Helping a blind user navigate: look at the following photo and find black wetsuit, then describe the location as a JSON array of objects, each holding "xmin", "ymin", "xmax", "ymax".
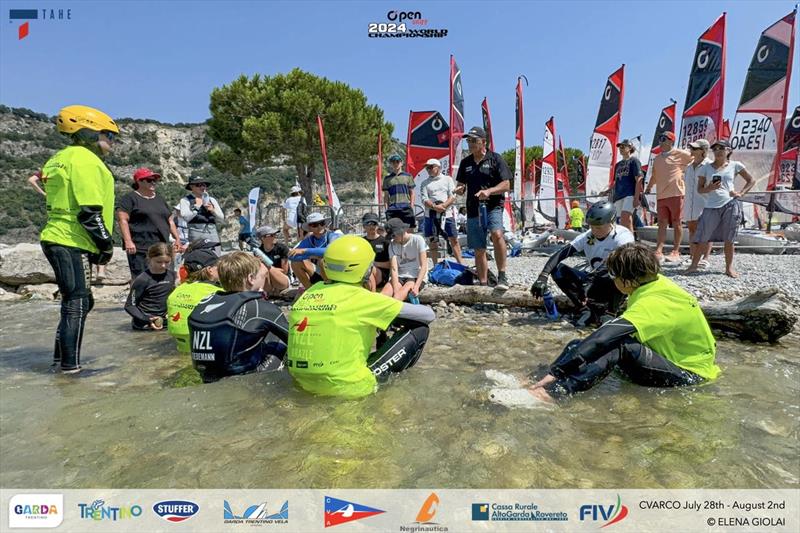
[
  {"xmin": 124, "ymin": 269, "xmax": 175, "ymax": 330},
  {"xmin": 188, "ymin": 291, "xmax": 288, "ymax": 382},
  {"xmin": 544, "ymin": 317, "xmax": 704, "ymax": 397}
]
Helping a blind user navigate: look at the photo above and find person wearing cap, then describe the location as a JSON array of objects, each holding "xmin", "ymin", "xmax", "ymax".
[
  {"xmin": 454, "ymin": 126, "xmax": 513, "ymax": 290},
  {"xmin": 420, "ymin": 158, "xmax": 464, "ymax": 264},
  {"xmin": 288, "ymin": 212, "xmax": 340, "ymax": 289},
  {"xmin": 382, "ymin": 217, "xmax": 429, "ymax": 302},
  {"xmin": 611, "ymin": 139, "xmax": 644, "ymax": 234},
  {"xmin": 383, "ymin": 154, "xmax": 417, "ymax": 230},
  {"xmin": 256, "ymin": 225, "xmax": 290, "ymax": 295},
  {"xmin": 188, "ymin": 252, "xmax": 288, "ymax": 382},
  {"xmin": 685, "ymin": 139, "xmax": 755, "ymax": 278},
  {"xmin": 283, "ymin": 185, "xmax": 307, "ymax": 242},
  {"xmin": 178, "ymin": 176, "xmax": 225, "ymax": 252},
  {"xmin": 166, "ymin": 239, "xmax": 223, "ymax": 354},
  {"xmin": 529, "ymin": 200, "xmax": 634, "ymax": 327},
  {"xmin": 643, "ymin": 131, "xmax": 693, "ymax": 262},
  {"xmin": 569, "ymin": 200, "xmax": 584, "ymax": 230},
  {"xmin": 40, "ymin": 105, "xmax": 118, "ymax": 374},
  {"xmin": 117, "ymin": 167, "xmax": 183, "ymax": 281},
  {"xmin": 361, "ymin": 212, "xmax": 391, "ymax": 291},
  {"xmin": 682, "ymin": 139, "xmax": 713, "ymax": 268},
  {"xmin": 287, "ymin": 235, "xmax": 435, "ymax": 398}
]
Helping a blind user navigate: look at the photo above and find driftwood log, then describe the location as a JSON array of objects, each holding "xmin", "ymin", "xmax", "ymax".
[
  {"xmin": 276, "ymin": 286, "xmax": 796, "ymax": 343},
  {"xmin": 417, "ymin": 286, "xmax": 797, "ymax": 343}
]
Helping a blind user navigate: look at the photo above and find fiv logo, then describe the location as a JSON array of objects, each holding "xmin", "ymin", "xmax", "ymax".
[{"xmin": 579, "ymin": 495, "xmax": 629, "ymax": 528}]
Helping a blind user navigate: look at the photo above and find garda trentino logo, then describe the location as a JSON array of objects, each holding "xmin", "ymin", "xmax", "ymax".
[
  {"xmin": 224, "ymin": 500, "xmax": 289, "ymax": 525},
  {"xmin": 153, "ymin": 500, "xmax": 199, "ymax": 523},
  {"xmin": 78, "ymin": 500, "xmax": 143, "ymax": 521},
  {"xmin": 9, "ymin": 494, "xmax": 63, "ymax": 529}
]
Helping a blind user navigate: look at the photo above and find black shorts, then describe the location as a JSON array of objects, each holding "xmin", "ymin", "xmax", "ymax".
[
  {"xmin": 386, "ymin": 206, "xmax": 416, "ymax": 229},
  {"xmin": 377, "ymin": 267, "xmax": 391, "ymax": 287}
]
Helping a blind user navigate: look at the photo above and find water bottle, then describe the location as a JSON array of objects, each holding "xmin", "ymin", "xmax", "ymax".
[
  {"xmin": 249, "ymin": 245, "xmax": 274, "ymax": 268},
  {"xmin": 479, "ymin": 202, "xmax": 489, "ymax": 232},
  {"xmin": 408, "ymin": 294, "xmax": 420, "ymax": 305},
  {"xmin": 542, "ymin": 289, "xmax": 560, "ymax": 320}
]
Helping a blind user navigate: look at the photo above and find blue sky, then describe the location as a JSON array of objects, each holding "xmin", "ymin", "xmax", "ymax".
[{"xmin": 1, "ymin": 0, "xmax": 798, "ymax": 154}]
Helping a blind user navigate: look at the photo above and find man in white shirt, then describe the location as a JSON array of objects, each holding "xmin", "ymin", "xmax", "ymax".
[
  {"xmin": 420, "ymin": 158, "xmax": 463, "ymax": 264},
  {"xmin": 283, "ymin": 185, "xmax": 305, "ymax": 243}
]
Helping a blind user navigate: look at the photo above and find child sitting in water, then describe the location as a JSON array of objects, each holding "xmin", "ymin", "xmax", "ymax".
[
  {"xmin": 124, "ymin": 243, "xmax": 176, "ymax": 330},
  {"xmin": 491, "ymin": 243, "xmax": 720, "ymax": 406},
  {"xmin": 167, "ymin": 239, "xmax": 222, "ymax": 352}
]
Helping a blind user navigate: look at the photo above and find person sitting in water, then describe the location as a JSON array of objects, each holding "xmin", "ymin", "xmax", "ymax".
[
  {"xmin": 381, "ymin": 217, "xmax": 429, "ymax": 303},
  {"xmin": 493, "ymin": 243, "xmax": 719, "ymax": 405},
  {"xmin": 166, "ymin": 239, "xmax": 222, "ymax": 353},
  {"xmin": 287, "ymin": 235, "xmax": 435, "ymax": 398},
  {"xmin": 361, "ymin": 212, "xmax": 391, "ymax": 292},
  {"xmin": 124, "ymin": 243, "xmax": 176, "ymax": 330},
  {"xmin": 254, "ymin": 225, "xmax": 291, "ymax": 295},
  {"xmin": 288, "ymin": 212, "xmax": 340, "ymax": 289},
  {"xmin": 529, "ymin": 200, "xmax": 634, "ymax": 327},
  {"xmin": 188, "ymin": 252, "xmax": 288, "ymax": 382}
]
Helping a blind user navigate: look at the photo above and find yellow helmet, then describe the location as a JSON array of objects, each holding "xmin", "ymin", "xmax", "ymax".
[
  {"xmin": 57, "ymin": 105, "xmax": 119, "ymax": 135},
  {"xmin": 323, "ymin": 235, "xmax": 375, "ymax": 284}
]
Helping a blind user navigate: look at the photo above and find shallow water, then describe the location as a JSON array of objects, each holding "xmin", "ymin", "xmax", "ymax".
[{"xmin": 0, "ymin": 302, "xmax": 798, "ymax": 489}]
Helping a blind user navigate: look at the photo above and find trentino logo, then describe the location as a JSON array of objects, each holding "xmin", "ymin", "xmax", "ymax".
[
  {"xmin": 579, "ymin": 495, "xmax": 629, "ymax": 528},
  {"xmin": 324, "ymin": 496, "xmax": 384, "ymax": 528},
  {"xmin": 223, "ymin": 500, "xmax": 288, "ymax": 525},
  {"xmin": 78, "ymin": 500, "xmax": 143, "ymax": 521},
  {"xmin": 8, "ymin": 494, "xmax": 63, "ymax": 529},
  {"xmin": 152, "ymin": 500, "xmax": 199, "ymax": 523},
  {"xmin": 9, "ymin": 8, "xmax": 72, "ymax": 40}
]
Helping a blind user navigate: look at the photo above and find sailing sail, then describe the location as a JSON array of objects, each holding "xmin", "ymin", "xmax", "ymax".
[
  {"xmin": 316, "ymin": 115, "xmax": 340, "ymax": 211},
  {"xmin": 732, "ymin": 9, "xmax": 796, "ymax": 224},
  {"xmin": 643, "ymin": 102, "xmax": 677, "ymax": 211},
  {"xmin": 514, "ymin": 78, "xmax": 526, "ymax": 204},
  {"xmin": 586, "ymin": 65, "xmax": 625, "ymax": 200},
  {"xmin": 539, "ymin": 117, "xmax": 558, "ymax": 223},
  {"xmin": 374, "ymin": 131, "xmax": 383, "ymax": 207},
  {"xmin": 773, "ymin": 105, "xmax": 800, "ymax": 214},
  {"xmin": 556, "ymin": 136, "xmax": 571, "ymax": 226},
  {"xmin": 679, "ymin": 13, "xmax": 727, "ymax": 148},
  {"xmin": 406, "ymin": 110, "xmax": 450, "ymax": 216},
  {"xmin": 481, "ymin": 97, "xmax": 494, "ymax": 152},
  {"xmin": 449, "ymin": 55, "xmax": 464, "ymax": 177}
]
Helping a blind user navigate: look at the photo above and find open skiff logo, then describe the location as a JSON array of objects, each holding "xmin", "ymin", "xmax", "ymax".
[
  {"xmin": 293, "ymin": 316, "xmax": 311, "ymax": 332},
  {"xmin": 153, "ymin": 500, "xmax": 199, "ymax": 522},
  {"xmin": 324, "ymin": 496, "xmax": 384, "ymax": 527}
]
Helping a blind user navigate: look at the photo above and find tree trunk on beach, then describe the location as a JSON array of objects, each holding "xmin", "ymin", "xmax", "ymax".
[{"xmin": 275, "ymin": 286, "xmax": 796, "ymax": 343}]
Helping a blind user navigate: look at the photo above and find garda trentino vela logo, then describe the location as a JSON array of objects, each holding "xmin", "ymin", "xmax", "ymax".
[{"xmin": 9, "ymin": 8, "xmax": 72, "ymax": 40}]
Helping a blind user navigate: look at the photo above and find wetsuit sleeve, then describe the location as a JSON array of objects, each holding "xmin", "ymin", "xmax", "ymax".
[
  {"xmin": 550, "ymin": 318, "xmax": 637, "ymax": 378},
  {"xmin": 124, "ymin": 275, "xmax": 151, "ymax": 323},
  {"xmin": 540, "ymin": 244, "xmax": 577, "ymax": 278},
  {"xmin": 397, "ymin": 303, "xmax": 436, "ymax": 324},
  {"xmin": 77, "ymin": 205, "xmax": 113, "ymax": 251}
]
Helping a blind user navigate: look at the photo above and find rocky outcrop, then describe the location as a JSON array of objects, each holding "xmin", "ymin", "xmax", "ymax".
[{"xmin": 0, "ymin": 243, "xmax": 132, "ymax": 286}]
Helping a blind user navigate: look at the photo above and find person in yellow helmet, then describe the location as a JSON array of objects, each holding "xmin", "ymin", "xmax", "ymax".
[
  {"xmin": 569, "ymin": 200, "xmax": 584, "ymax": 230},
  {"xmin": 40, "ymin": 105, "xmax": 119, "ymax": 374},
  {"xmin": 287, "ymin": 235, "xmax": 435, "ymax": 398}
]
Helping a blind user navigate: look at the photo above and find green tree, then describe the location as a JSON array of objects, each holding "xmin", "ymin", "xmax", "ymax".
[
  {"xmin": 501, "ymin": 145, "xmax": 585, "ymax": 193},
  {"xmin": 207, "ymin": 68, "xmax": 394, "ymax": 202}
]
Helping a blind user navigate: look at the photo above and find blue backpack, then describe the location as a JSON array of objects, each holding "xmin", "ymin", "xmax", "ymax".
[{"xmin": 428, "ymin": 260, "xmax": 468, "ymax": 287}]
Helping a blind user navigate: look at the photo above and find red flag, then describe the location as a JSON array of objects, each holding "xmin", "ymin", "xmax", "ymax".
[
  {"xmin": 316, "ymin": 115, "xmax": 340, "ymax": 210},
  {"xmin": 481, "ymin": 97, "xmax": 494, "ymax": 152},
  {"xmin": 643, "ymin": 102, "xmax": 677, "ymax": 206},
  {"xmin": 449, "ymin": 55, "xmax": 464, "ymax": 176},
  {"xmin": 721, "ymin": 119, "xmax": 731, "ymax": 140},
  {"xmin": 679, "ymin": 13, "xmax": 726, "ymax": 147},
  {"xmin": 375, "ymin": 131, "xmax": 383, "ymax": 206}
]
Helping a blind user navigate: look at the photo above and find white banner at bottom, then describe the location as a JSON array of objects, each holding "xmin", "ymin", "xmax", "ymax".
[{"xmin": 2, "ymin": 489, "xmax": 797, "ymax": 532}]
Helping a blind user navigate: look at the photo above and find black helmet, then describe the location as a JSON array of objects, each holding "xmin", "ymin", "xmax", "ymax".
[{"xmin": 586, "ymin": 201, "xmax": 616, "ymax": 225}]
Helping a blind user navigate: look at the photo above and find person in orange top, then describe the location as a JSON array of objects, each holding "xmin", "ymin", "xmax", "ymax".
[{"xmin": 644, "ymin": 131, "xmax": 692, "ymax": 262}]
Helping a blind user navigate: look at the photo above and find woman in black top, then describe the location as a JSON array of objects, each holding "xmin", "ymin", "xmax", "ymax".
[
  {"xmin": 255, "ymin": 225, "xmax": 290, "ymax": 295},
  {"xmin": 361, "ymin": 212, "xmax": 391, "ymax": 291},
  {"xmin": 116, "ymin": 168, "xmax": 182, "ymax": 281},
  {"xmin": 125, "ymin": 243, "xmax": 176, "ymax": 330}
]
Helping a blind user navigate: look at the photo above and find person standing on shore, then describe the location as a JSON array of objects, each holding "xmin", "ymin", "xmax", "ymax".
[
  {"xmin": 644, "ymin": 132, "xmax": 692, "ymax": 262},
  {"xmin": 234, "ymin": 208, "xmax": 252, "ymax": 251},
  {"xmin": 455, "ymin": 126, "xmax": 513, "ymax": 290},
  {"xmin": 569, "ymin": 200, "xmax": 584, "ymax": 230},
  {"xmin": 611, "ymin": 139, "xmax": 643, "ymax": 233},
  {"xmin": 383, "ymin": 154, "xmax": 417, "ymax": 230},
  {"xmin": 40, "ymin": 105, "xmax": 118, "ymax": 374},
  {"xmin": 682, "ymin": 139, "xmax": 712, "ymax": 268},
  {"xmin": 178, "ymin": 176, "xmax": 224, "ymax": 252},
  {"xmin": 283, "ymin": 185, "xmax": 305, "ymax": 243},
  {"xmin": 420, "ymin": 158, "xmax": 463, "ymax": 264},
  {"xmin": 117, "ymin": 167, "xmax": 182, "ymax": 281},
  {"xmin": 685, "ymin": 139, "xmax": 755, "ymax": 278}
]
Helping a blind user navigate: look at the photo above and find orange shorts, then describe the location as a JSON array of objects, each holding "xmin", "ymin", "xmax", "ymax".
[{"xmin": 657, "ymin": 196, "xmax": 683, "ymax": 227}]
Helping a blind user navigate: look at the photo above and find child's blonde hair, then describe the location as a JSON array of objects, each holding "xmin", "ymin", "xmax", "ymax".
[{"xmin": 217, "ymin": 252, "xmax": 261, "ymax": 292}]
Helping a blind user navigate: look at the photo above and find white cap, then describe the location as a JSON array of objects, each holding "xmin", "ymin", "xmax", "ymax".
[
  {"xmin": 290, "ymin": 185, "xmax": 302, "ymax": 193},
  {"xmin": 425, "ymin": 158, "xmax": 441, "ymax": 167}
]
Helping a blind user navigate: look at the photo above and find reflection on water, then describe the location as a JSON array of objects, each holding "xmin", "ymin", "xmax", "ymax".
[{"xmin": 1, "ymin": 302, "xmax": 797, "ymax": 489}]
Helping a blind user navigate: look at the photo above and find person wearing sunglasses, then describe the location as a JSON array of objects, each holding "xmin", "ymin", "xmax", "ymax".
[
  {"xmin": 643, "ymin": 131, "xmax": 693, "ymax": 262},
  {"xmin": 116, "ymin": 167, "xmax": 183, "ymax": 281},
  {"xmin": 40, "ymin": 105, "xmax": 119, "ymax": 374},
  {"xmin": 361, "ymin": 212, "xmax": 391, "ymax": 291},
  {"xmin": 178, "ymin": 176, "xmax": 225, "ymax": 253},
  {"xmin": 685, "ymin": 139, "xmax": 755, "ymax": 278},
  {"xmin": 491, "ymin": 243, "xmax": 719, "ymax": 407},
  {"xmin": 288, "ymin": 212, "xmax": 340, "ymax": 289}
]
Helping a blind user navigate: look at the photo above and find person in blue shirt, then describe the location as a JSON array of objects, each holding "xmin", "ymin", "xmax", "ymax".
[
  {"xmin": 234, "ymin": 208, "xmax": 252, "ymax": 251},
  {"xmin": 611, "ymin": 139, "xmax": 643, "ymax": 234},
  {"xmin": 288, "ymin": 212, "xmax": 340, "ymax": 289}
]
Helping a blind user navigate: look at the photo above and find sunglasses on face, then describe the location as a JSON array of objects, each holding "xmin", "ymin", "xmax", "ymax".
[
  {"xmin": 308, "ymin": 222, "xmax": 325, "ymax": 228},
  {"xmin": 712, "ymin": 146, "xmax": 726, "ymax": 151},
  {"xmin": 659, "ymin": 135, "xmax": 670, "ymax": 141},
  {"xmin": 191, "ymin": 183, "xmax": 209, "ymax": 188},
  {"xmin": 363, "ymin": 221, "xmax": 378, "ymax": 226},
  {"xmin": 690, "ymin": 147, "xmax": 703, "ymax": 152},
  {"xmin": 140, "ymin": 178, "xmax": 158, "ymax": 183},
  {"xmin": 466, "ymin": 138, "xmax": 482, "ymax": 144},
  {"xmin": 103, "ymin": 131, "xmax": 116, "ymax": 142}
]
